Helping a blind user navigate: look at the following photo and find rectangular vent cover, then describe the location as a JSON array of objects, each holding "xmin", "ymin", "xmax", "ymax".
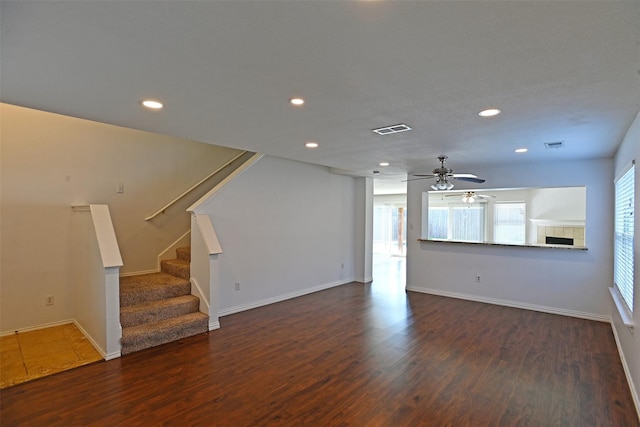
[
  {"xmin": 372, "ymin": 123, "xmax": 412, "ymax": 135},
  {"xmin": 544, "ymin": 141, "xmax": 565, "ymax": 149}
]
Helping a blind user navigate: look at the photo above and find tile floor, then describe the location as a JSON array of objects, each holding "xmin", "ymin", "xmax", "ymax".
[{"xmin": 0, "ymin": 323, "xmax": 103, "ymax": 389}]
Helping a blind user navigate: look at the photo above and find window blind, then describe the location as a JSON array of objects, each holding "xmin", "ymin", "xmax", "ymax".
[
  {"xmin": 494, "ymin": 202, "xmax": 526, "ymax": 245},
  {"xmin": 614, "ymin": 161, "xmax": 635, "ymax": 312}
]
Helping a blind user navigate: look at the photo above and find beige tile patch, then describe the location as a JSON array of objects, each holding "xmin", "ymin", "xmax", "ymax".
[
  {"xmin": 24, "ymin": 347, "xmax": 80, "ymax": 375},
  {"xmin": 20, "ymin": 338, "xmax": 72, "ymax": 359},
  {"xmin": 0, "ymin": 335, "xmax": 20, "ymax": 352},
  {"xmin": 1, "ymin": 324, "xmax": 103, "ymax": 389}
]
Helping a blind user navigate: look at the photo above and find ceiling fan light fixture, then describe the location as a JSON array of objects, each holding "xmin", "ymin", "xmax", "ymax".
[
  {"xmin": 433, "ymin": 180, "xmax": 454, "ymax": 191},
  {"xmin": 478, "ymin": 108, "xmax": 501, "ymax": 117}
]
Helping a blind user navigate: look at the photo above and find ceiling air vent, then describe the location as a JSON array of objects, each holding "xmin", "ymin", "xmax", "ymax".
[
  {"xmin": 544, "ymin": 141, "xmax": 565, "ymax": 149},
  {"xmin": 372, "ymin": 123, "xmax": 412, "ymax": 136}
]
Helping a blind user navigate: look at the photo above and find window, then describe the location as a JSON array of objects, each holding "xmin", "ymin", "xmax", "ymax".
[
  {"xmin": 428, "ymin": 203, "xmax": 485, "ymax": 242},
  {"xmin": 614, "ymin": 161, "xmax": 634, "ymax": 312},
  {"xmin": 494, "ymin": 202, "xmax": 526, "ymax": 245}
]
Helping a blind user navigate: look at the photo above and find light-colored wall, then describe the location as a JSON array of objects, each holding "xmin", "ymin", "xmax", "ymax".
[
  {"xmin": 194, "ymin": 155, "xmax": 357, "ymax": 315},
  {"xmin": 612, "ymin": 109, "xmax": 640, "ymax": 414},
  {"xmin": 407, "ymin": 157, "xmax": 614, "ymax": 320},
  {"xmin": 0, "ymin": 104, "xmax": 242, "ymax": 333}
]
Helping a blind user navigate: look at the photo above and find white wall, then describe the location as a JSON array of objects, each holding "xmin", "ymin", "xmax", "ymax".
[
  {"xmin": 407, "ymin": 157, "xmax": 614, "ymax": 319},
  {"xmin": 195, "ymin": 155, "xmax": 357, "ymax": 315},
  {"xmin": 612, "ymin": 109, "xmax": 640, "ymax": 414},
  {"xmin": 0, "ymin": 104, "xmax": 242, "ymax": 333},
  {"xmin": 355, "ymin": 177, "xmax": 373, "ymax": 283}
]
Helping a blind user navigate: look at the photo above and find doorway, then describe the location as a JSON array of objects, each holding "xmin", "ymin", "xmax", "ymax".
[{"xmin": 372, "ymin": 193, "xmax": 407, "ymax": 292}]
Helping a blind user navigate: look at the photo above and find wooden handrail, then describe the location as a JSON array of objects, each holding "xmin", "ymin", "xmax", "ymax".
[{"xmin": 145, "ymin": 151, "xmax": 247, "ymax": 221}]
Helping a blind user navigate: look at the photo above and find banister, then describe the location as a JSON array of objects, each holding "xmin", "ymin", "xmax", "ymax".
[{"xmin": 145, "ymin": 151, "xmax": 247, "ymax": 221}]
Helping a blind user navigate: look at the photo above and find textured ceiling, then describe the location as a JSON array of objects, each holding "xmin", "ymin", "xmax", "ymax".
[{"xmin": 2, "ymin": 1, "xmax": 639, "ymax": 192}]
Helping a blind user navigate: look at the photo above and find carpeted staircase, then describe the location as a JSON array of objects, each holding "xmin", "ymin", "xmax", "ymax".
[{"xmin": 119, "ymin": 247, "xmax": 208, "ymax": 355}]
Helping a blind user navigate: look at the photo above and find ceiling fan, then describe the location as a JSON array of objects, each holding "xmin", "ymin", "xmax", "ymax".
[
  {"xmin": 410, "ymin": 156, "xmax": 485, "ymax": 190},
  {"xmin": 446, "ymin": 191, "xmax": 495, "ymax": 204}
]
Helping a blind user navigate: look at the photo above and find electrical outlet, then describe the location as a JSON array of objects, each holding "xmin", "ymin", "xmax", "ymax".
[
  {"xmin": 235, "ymin": 282, "xmax": 240, "ymax": 291},
  {"xmin": 45, "ymin": 295, "xmax": 55, "ymax": 306},
  {"xmin": 475, "ymin": 274, "xmax": 481, "ymax": 283}
]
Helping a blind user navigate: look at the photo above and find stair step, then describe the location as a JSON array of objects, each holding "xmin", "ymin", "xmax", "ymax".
[
  {"xmin": 120, "ymin": 295, "xmax": 200, "ymax": 328},
  {"xmin": 161, "ymin": 258, "xmax": 190, "ymax": 280},
  {"xmin": 176, "ymin": 246, "xmax": 191, "ymax": 262},
  {"xmin": 121, "ymin": 312, "xmax": 209, "ymax": 355},
  {"xmin": 120, "ymin": 273, "xmax": 191, "ymax": 307}
]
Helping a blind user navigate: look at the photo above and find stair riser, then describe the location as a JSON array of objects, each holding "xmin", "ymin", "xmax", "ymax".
[
  {"xmin": 121, "ymin": 298, "xmax": 200, "ymax": 328},
  {"xmin": 161, "ymin": 260, "xmax": 190, "ymax": 280},
  {"xmin": 176, "ymin": 247, "xmax": 191, "ymax": 262},
  {"xmin": 121, "ymin": 317, "xmax": 208, "ymax": 355}
]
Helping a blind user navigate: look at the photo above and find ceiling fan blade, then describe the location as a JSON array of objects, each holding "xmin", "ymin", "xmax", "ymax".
[
  {"xmin": 477, "ymin": 194, "xmax": 496, "ymax": 199},
  {"xmin": 452, "ymin": 176, "xmax": 486, "ymax": 183},
  {"xmin": 402, "ymin": 177, "xmax": 436, "ymax": 182},
  {"xmin": 412, "ymin": 173, "xmax": 437, "ymax": 178},
  {"xmin": 450, "ymin": 173, "xmax": 479, "ymax": 178}
]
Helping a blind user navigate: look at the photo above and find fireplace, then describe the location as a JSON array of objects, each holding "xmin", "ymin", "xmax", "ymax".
[{"xmin": 546, "ymin": 236, "xmax": 574, "ymax": 246}]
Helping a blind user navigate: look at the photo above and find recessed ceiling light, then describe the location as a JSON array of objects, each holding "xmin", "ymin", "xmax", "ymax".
[
  {"xmin": 142, "ymin": 100, "xmax": 163, "ymax": 109},
  {"xmin": 305, "ymin": 142, "xmax": 318, "ymax": 148},
  {"xmin": 290, "ymin": 97, "xmax": 305, "ymax": 106},
  {"xmin": 514, "ymin": 148, "xmax": 528, "ymax": 153},
  {"xmin": 478, "ymin": 108, "xmax": 501, "ymax": 117},
  {"xmin": 379, "ymin": 162, "xmax": 390, "ymax": 166}
]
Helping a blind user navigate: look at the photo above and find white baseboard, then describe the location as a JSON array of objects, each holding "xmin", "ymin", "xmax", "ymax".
[
  {"xmin": 406, "ymin": 285, "xmax": 611, "ymax": 323},
  {"xmin": 72, "ymin": 320, "xmax": 109, "ymax": 360},
  {"xmin": 209, "ymin": 320, "xmax": 221, "ymax": 331},
  {"xmin": 356, "ymin": 276, "xmax": 373, "ymax": 284},
  {"xmin": 119, "ymin": 269, "xmax": 159, "ymax": 277},
  {"xmin": 219, "ymin": 279, "xmax": 354, "ymax": 317},
  {"xmin": 0, "ymin": 319, "xmax": 76, "ymax": 337},
  {"xmin": 610, "ymin": 320, "xmax": 640, "ymax": 421}
]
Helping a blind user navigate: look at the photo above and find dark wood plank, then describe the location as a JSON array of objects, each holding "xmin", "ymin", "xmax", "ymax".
[{"xmin": 1, "ymin": 283, "xmax": 637, "ymax": 426}]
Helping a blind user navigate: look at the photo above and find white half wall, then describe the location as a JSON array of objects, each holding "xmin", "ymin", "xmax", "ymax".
[
  {"xmin": 194, "ymin": 155, "xmax": 357, "ymax": 314},
  {"xmin": 407, "ymin": 157, "xmax": 614, "ymax": 319}
]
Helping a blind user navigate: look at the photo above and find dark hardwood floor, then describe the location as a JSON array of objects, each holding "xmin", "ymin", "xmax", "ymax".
[{"xmin": 1, "ymin": 281, "xmax": 638, "ymax": 426}]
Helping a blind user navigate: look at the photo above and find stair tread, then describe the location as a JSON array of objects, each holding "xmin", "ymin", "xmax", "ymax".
[
  {"xmin": 120, "ymin": 272, "xmax": 191, "ymax": 307},
  {"xmin": 120, "ymin": 272, "xmax": 189, "ymax": 289},
  {"xmin": 121, "ymin": 312, "xmax": 208, "ymax": 355},
  {"xmin": 122, "ymin": 312, "xmax": 208, "ymax": 342},
  {"xmin": 160, "ymin": 258, "xmax": 190, "ymax": 280},
  {"xmin": 120, "ymin": 295, "xmax": 199, "ymax": 314},
  {"xmin": 162, "ymin": 258, "xmax": 189, "ymax": 266},
  {"xmin": 120, "ymin": 295, "xmax": 200, "ymax": 328}
]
